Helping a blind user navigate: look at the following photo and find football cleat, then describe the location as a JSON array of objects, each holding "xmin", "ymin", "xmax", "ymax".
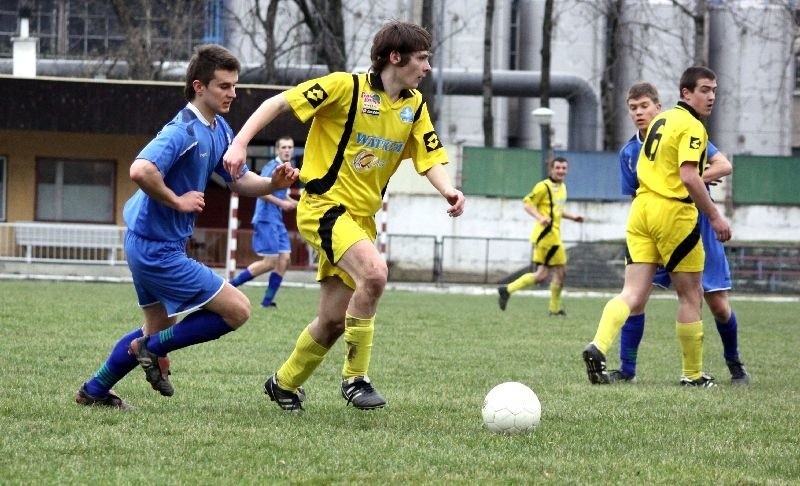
[
  {"xmin": 608, "ymin": 369, "xmax": 637, "ymax": 383},
  {"xmin": 497, "ymin": 286, "xmax": 510, "ymax": 311},
  {"xmin": 548, "ymin": 309, "xmax": 567, "ymax": 317},
  {"xmin": 129, "ymin": 336, "xmax": 173, "ymax": 397},
  {"xmin": 726, "ymin": 359, "xmax": 750, "ymax": 385},
  {"xmin": 75, "ymin": 385, "xmax": 134, "ymax": 410},
  {"xmin": 679, "ymin": 373, "xmax": 717, "ymax": 388},
  {"xmin": 264, "ymin": 373, "xmax": 305, "ymax": 412},
  {"xmin": 582, "ymin": 343, "xmax": 611, "ymax": 384},
  {"xmin": 341, "ymin": 376, "xmax": 386, "ymax": 410}
]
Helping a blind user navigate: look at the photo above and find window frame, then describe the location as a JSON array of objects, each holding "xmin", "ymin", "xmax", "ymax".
[{"xmin": 34, "ymin": 157, "xmax": 117, "ymax": 224}]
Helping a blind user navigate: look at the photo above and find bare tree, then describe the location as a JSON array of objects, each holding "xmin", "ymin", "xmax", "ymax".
[
  {"xmin": 292, "ymin": 0, "xmax": 347, "ymax": 72},
  {"xmin": 482, "ymin": 0, "xmax": 495, "ymax": 147}
]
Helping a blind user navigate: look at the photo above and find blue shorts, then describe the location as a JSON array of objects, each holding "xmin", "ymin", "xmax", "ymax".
[
  {"xmin": 653, "ymin": 213, "xmax": 732, "ymax": 292},
  {"xmin": 251, "ymin": 221, "xmax": 291, "ymax": 256},
  {"xmin": 125, "ymin": 231, "xmax": 225, "ymax": 317}
]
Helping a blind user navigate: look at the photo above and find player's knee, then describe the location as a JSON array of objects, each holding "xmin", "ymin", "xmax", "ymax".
[
  {"xmin": 226, "ymin": 296, "xmax": 252, "ymax": 328},
  {"xmin": 359, "ymin": 262, "xmax": 388, "ymax": 296}
]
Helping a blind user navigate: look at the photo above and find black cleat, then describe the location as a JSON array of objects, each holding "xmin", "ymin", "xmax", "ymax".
[
  {"xmin": 497, "ymin": 286, "xmax": 510, "ymax": 311},
  {"xmin": 726, "ymin": 359, "xmax": 750, "ymax": 385},
  {"xmin": 679, "ymin": 373, "xmax": 717, "ymax": 388},
  {"xmin": 264, "ymin": 373, "xmax": 305, "ymax": 412},
  {"xmin": 341, "ymin": 376, "xmax": 386, "ymax": 410},
  {"xmin": 608, "ymin": 370, "xmax": 637, "ymax": 383},
  {"xmin": 129, "ymin": 336, "xmax": 173, "ymax": 397},
  {"xmin": 548, "ymin": 310, "xmax": 567, "ymax": 317},
  {"xmin": 582, "ymin": 343, "xmax": 611, "ymax": 384},
  {"xmin": 75, "ymin": 385, "xmax": 134, "ymax": 410}
]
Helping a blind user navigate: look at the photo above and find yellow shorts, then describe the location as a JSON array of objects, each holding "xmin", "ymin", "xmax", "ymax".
[
  {"xmin": 626, "ymin": 192, "xmax": 704, "ymax": 272},
  {"xmin": 297, "ymin": 193, "xmax": 376, "ymax": 289},
  {"xmin": 531, "ymin": 231, "xmax": 567, "ymax": 266}
]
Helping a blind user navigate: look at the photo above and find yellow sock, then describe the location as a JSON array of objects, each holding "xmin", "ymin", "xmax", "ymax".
[
  {"xmin": 508, "ymin": 273, "xmax": 536, "ymax": 294},
  {"xmin": 276, "ymin": 326, "xmax": 329, "ymax": 391},
  {"xmin": 592, "ymin": 297, "xmax": 631, "ymax": 355},
  {"xmin": 676, "ymin": 321, "xmax": 704, "ymax": 380},
  {"xmin": 341, "ymin": 314, "xmax": 375, "ymax": 379},
  {"xmin": 549, "ymin": 283, "xmax": 563, "ymax": 313}
]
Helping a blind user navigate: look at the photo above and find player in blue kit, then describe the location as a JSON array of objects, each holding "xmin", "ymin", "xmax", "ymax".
[
  {"xmin": 229, "ymin": 136, "xmax": 298, "ymax": 308},
  {"xmin": 611, "ymin": 81, "xmax": 749, "ymax": 385},
  {"xmin": 75, "ymin": 45, "xmax": 298, "ymax": 409}
]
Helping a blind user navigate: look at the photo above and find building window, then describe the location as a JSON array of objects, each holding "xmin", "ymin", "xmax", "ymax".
[
  {"xmin": 35, "ymin": 158, "xmax": 115, "ymax": 223},
  {"xmin": 0, "ymin": 155, "xmax": 6, "ymax": 221}
]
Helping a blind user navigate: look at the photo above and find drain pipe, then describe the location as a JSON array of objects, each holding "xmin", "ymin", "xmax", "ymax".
[{"xmin": 0, "ymin": 60, "xmax": 598, "ymax": 150}]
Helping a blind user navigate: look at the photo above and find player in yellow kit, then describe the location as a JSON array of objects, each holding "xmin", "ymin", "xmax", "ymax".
[
  {"xmin": 582, "ymin": 66, "xmax": 732, "ymax": 388},
  {"xmin": 223, "ymin": 21, "xmax": 465, "ymax": 411},
  {"xmin": 497, "ymin": 157, "xmax": 583, "ymax": 316}
]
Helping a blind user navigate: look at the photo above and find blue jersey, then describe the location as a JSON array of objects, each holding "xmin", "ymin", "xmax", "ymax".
[
  {"xmin": 123, "ymin": 104, "xmax": 248, "ymax": 241},
  {"xmin": 252, "ymin": 158, "xmax": 288, "ymax": 225},
  {"xmin": 619, "ymin": 132, "xmax": 718, "ymax": 196}
]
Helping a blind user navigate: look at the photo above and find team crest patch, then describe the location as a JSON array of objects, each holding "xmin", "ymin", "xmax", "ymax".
[
  {"xmin": 689, "ymin": 136, "xmax": 701, "ymax": 149},
  {"xmin": 423, "ymin": 131, "xmax": 443, "ymax": 152},
  {"xmin": 303, "ymin": 83, "xmax": 328, "ymax": 108},
  {"xmin": 400, "ymin": 107, "xmax": 414, "ymax": 123}
]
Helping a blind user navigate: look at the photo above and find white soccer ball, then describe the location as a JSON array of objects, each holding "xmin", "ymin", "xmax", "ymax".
[{"xmin": 481, "ymin": 381, "xmax": 541, "ymax": 434}]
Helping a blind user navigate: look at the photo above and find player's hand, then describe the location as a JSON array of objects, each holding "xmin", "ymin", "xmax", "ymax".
[
  {"xmin": 223, "ymin": 144, "xmax": 247, "ymax": 181},
  {"xmin": 281, "ymin": 198, "xmax": 298, "ymax": 211},
  {"xmin": 176, "ymin": 191, "xmax": 205, "ymax": 213},
  {"xmin": 539, "ymin": 216, "xmax": 552, "ymax": 226},
  {"xmin": 444, "ymin": 189, "xmax": 465, "ymax": 217},
  {"xmin": 271, "ymin": 162, "xmax": 299, "ymax": 189},
  {"xmin": 574, "ymin": 215, "xmax": 585, "ymax": 223},
  {"xmin": 709, "ymin": 213, "xmax": 732, "ymax": 242}
]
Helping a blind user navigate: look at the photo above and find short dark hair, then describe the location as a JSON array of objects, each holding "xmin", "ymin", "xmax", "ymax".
[
  {"xmin": 627, "ymin": 82, "xmax": 659, "ymax": 104},
  {"xmin": 549, "ymin": 157, "xmax": 568, "ymax": 170},
  {"xmin": 679, "ymin": 66, "xmax": 716, "ymax": 96},
  {"xmin": 370, "ymin": 21, "xmax": 432, "ymax": 73},
  {"xmin": 184, "ymin": 44, "xmax": 240, "ymax": 101}
]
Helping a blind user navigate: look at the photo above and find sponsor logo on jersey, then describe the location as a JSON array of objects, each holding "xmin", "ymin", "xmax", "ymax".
[
  {"xmin": 400, "ymin": 106, "xmax": 414, "ymax": 123},
  {"xmin": 352, "ymin": 150, "xmax": 386, "ymax": 173},
  {"xmin": 303, "ymin": 83, "xmax": 328, "ymax": 108},
  {"xmin": 355, "ymin": 132, "xmax": 405, "ymax": 153},
  {"xmin": 423, "ymin": 131, "xmax": 443, "ymax": 152},
  {"xmin": 689, "ymin": 136, "xmax": 701, "ymax": 149},
  {"xmin": 361, "ymin": 92, "xmax": 381, "ymax": 116}
]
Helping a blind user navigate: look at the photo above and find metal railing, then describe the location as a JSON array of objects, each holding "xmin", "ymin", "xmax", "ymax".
[{"xmin": 1, "ymin": 222, "xmax": 798, "ymax": 294}]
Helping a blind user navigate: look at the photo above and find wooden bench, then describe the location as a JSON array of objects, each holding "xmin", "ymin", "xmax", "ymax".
[{"xmin": 14, "ymin": 222, "xmax": 125, "ymax": 264}]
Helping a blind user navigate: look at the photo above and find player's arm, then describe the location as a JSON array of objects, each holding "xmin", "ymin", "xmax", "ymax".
[
  {"xmin": 423, "ymin": 164, "xmax": 464, "ymax": 217},
  {"xmin": 524, "ymin": 202, "xmax": 549, "ymax": 225},
  {"xmin": 703, "ymin": 151, "xmax": 732, "ymax": 185},
  {"xmin": 262, "ymin": 193, "xmax": 298, "ymax": 210},
  {"xmin": 680, "ymin": 162, "xmax": 731, "ymax": 241},
  {"xmin": 223, "ymin": 93, "xmax": 292, "ymax": 179},
  {"xmin": 228, "ymin": 163, "xmax": 299, "ymax": 197},
  {"xmin": 130, "ymin": 158, "xmax": 205, "ymax": 213},
  {"xmin": 563, "ymin": 211, "xmax": 584, "ymax": 223}
]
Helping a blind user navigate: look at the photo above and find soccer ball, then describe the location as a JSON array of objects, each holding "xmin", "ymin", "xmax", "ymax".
[{"xmin": 481, "ymin": 382, "xmax": 541, "ymax": 434}]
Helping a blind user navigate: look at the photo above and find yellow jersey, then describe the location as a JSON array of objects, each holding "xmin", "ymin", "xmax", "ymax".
[
  {"xmin": 523, "ymin": 178, "xmax": 567, "ymax": 243},
  {"xmin": 636, "ymin": 102, "xmax": 707, "ymax": 201},
  {"xmin": 285, "ymin": 72, "xmax": 449, "ymax": 216}
]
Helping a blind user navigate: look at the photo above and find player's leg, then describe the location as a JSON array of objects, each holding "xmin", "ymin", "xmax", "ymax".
[
  {"xmin": 548, "ymin": 265, "xmax": 565, "ymax": 315},
  {"xmin": 261, "ymin": 225, "xmax": 293, "ymax": 307},
  {"xmin": 705, "ymin": 291, "xmax": 749, "ymax": 384},
  {"xmin": 269, "ymin": 276, "xmax": 352, "ymax": 411},
  {"xmin": 78, "ymin": 325, "xmax": 148, "ymax": 408},
  {"xmin": 230, "ymin": 222, "xmax": 278, "ymax": 287},
  {"xmin": 672, "ymin": 271, "xmax": 715, "ymax": 386},
  {"xmin": 614, "ymin": 275, "xmax": 659, "ymax": 382},
  {"xmin": 547, "ymin": 246, "xmax": 567, "ymax": 315},
  {"xmin": 700, "ymin": 216, "xmax": 749, "ymax": 384}
]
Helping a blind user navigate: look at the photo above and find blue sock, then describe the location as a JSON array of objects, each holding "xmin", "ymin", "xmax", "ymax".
[
  {"xmin": 619, "ymin": 313, "xmax": 645, "ymax": 377},
  {"xmin": 262, "ymin": 273, "xmax": 283, "ymax": 306},
  {"xmin": 229, "ymin": 268, "xmax": 254, "ymax": 287},
  {"xmin": 146, "ymin": 310, "xmax": 234, "ymax": 356},
  {"xmin": 84, "ymin": 327, "xmax": 144, "ymax": 397},
  {"xmin": 716, "ymin": 311, "xmax": 740, "ymax": 362}
]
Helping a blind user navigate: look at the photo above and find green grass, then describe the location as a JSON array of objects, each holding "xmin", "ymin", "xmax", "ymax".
[{"xmin": 1, "ymin": 280, "xmax": 798, "ymax": 484}]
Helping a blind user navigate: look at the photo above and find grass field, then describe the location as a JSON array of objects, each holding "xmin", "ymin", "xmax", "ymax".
[{"xmin": 1, "ymin": 280, "xmax": 798, "ymax": 484}]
